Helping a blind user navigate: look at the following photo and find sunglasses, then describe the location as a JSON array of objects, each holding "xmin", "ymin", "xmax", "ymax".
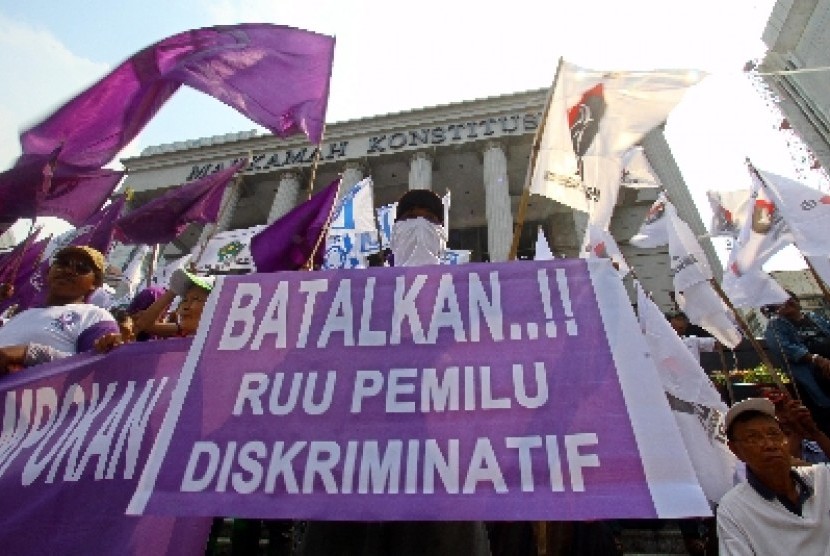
[{"xmin": 53, "ymin": 256, "xmax": 96, "ymax": 275}]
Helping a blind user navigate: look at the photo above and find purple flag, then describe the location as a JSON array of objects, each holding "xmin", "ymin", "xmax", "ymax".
[
  {"xmin": 0, "ymin": 152, "xmax": 122, "ymax": 228},
  {"xmin": 21, "ymin": 24, "xmax": 335, "ymax": 170},
  {"xmin": 0, "ymin": 226, "xmax": 43, "ymax": 285},
  {"xmin": 0, "ymin": 339, "xmax": 212, "ymax": 556},
  {"xmin": 117, "ymin": 160, "xmax": 245, "ymax": 245},
  {"xmin": 9, "ymin": 196, "xmax": 126, "ymax": 311},
  {"xmin": 0, "ymin": 237, "xmax": 50, "ymax": 315},
  {"xmin": 250, "ymin": 178, "xmax": 338, "ymax": 272}
]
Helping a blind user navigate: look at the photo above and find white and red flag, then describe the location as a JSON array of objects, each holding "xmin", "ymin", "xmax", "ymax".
[
  {"xmin": 580, "ymin": 222, "xmax": 630, "ymax": 277},
  {"xmin": 636, "ymin": 284, "xmax": 737, "ymax": 504},
  {"xmin": 529, "ymin": 61, "xmax": 703, "ymax": 228},
  {"xmin": 630, "ymin": 192, "xmax": 670, "ymax": 248},
  {"xmin": 730, "ymin": 162, "xmax": 793, "ymax": 274},
  {"xmin": 755, "ymin": 166, "xmax": 830, "ymax": 257},
  {"xmin": 706, "ymin": 189, "xmax": 749, "ymax": 238}
]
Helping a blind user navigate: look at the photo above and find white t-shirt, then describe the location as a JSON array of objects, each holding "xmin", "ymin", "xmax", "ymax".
[
  {"xmin": 0, "ymin": 304, "xmax": 116, "ymax": 354},
  {"xmin": 717, "ymin": 464, "xmax": 830, "ymax": 555},
  {"xmin": 682, "ymin": 335, "xmax": 716, "ymax": 364}
]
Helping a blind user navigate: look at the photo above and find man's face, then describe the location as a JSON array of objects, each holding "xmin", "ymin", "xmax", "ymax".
[
  {"xmin": 47, "ymin": 252, "xmax": 98, "ymax": 303},
  {"xmin": 777, "ymin": 296, "xmax": 801, "ymax": 320},
  {"xmin": 669, "ymin": 316, "xmax": 688, "ymax": 336},
  {"xmin": 728, "ymin": 415, "xmax": 790, "ymax": 473}
]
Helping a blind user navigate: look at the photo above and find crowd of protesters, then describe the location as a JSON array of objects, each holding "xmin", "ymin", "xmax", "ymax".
[{"xmin": 2, "ymin": 190, "xmax": 830, "ymax": 555}]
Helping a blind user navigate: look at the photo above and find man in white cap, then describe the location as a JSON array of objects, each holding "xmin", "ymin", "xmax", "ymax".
[{"xmin": 717, "ymin": 397, "xmax": 830, "ymax": 554}]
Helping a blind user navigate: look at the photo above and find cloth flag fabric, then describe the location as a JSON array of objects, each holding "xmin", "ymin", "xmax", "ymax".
[
  {"xmin": 580, "ymin": 223, "xmax": 630, "ymax": 276},
  {"xmin": 0, "ymin": 226, "xmax": 44, "ymax": 285},
  {"xmin": 807, "ymin": 256, "xmax": 830, "ymax": 287},
  {"xmin": 251, "ymin": 178, "xmax": 339, "ymax": 272},
  {"xmin": 20, "ymin": 24, "xmax": 335, "ymax": 170},
  {"xmin": 730, "ymin": 162, "xmax": 793, "ymax": 275},
  {"xmin": 721, "ymin": 264, "xmax": 789, "ymax": 309},
  {"xmin": 0, "ymin": 152, "xmax": 122, "ymax": 229},
  {"xmin": 152, "ymin": 254, "xmax": 192, "ymax": 290},
  {"xmin": 193, "ymin": 225, "xmax": 264, "ymax": 273},
  {"xmin": 529, "ymin": 60, "xmax": 702, "ymax": 228},
  {"xmin": 0, "ymin": 237, "xmax": 50, "ymax": 315},
  {"xmin": 5, "ymin": 196, "xmax": 126, "ymax": 312},
  {"xmin": 329, "ymin": 177, "xmax": 376, "ymax": 234},
  {"xmin": 666, "ymin": 203, "xmax": 712, "ymax": 291},
  {"xmin": 376, "ymin": 203, "xmax": 396, "ymax": 248},
  {"xmin": 755, "ymin": 166, "xmax": 830, "ymax": 257},
  {"xmin": 706, "ymin": 189, "xmax": 749, "ymax": 238},
  {"xmin": 534, "ymin": 226, "xmax": 555, "ymax": 260},
  {"xmin": 636, "ymin": 284, "xmax": 737, "ymax": 504},
  {"xmin": 114, "ymin": 244, "xmax": 153, "ymax": 304},
  {"xmin": 620, "ymin": 146, "xmax": 661, "ymax": 188},
  {"xmin": 117, "ymin": 160, "xmax": 245, "ymax": 245},
  {"xmin": 630, "ymin": 192, "xmax": 670, "ymax": 248},
  {"xmin": 676, "ymin": 281, "xmax": 743, "ymax": 349}
]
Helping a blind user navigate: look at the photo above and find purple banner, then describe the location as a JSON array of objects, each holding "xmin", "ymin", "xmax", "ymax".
[
  {"xmin": 132, "ymin": 259, "xmax": 708, "ymax": 520},
  {"xmin": 0, "ymin": 339, "xmax": 211, "ymax": 556}
]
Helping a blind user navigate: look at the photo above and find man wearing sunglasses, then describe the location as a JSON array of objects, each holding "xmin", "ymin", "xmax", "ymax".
[{"xmin": 0, "ymin": 245, "xmax": 118, "ymax": 376}]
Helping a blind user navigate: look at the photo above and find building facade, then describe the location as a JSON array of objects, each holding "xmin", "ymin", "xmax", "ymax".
[
  {"xmin": 761, "ymin": 0, "xmax": 830, "ymax": 172},
  {"xmin": 121, "ymin": 88, "xmax": 714, "ymax": 310}
]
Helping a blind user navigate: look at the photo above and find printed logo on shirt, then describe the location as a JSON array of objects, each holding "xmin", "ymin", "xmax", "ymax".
[{"xmin": 50, "ymin": 311, "xmax": 81, "ymax": 332}]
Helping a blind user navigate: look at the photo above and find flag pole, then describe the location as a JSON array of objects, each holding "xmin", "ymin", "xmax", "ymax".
[
  {"xmin": 804, "ymin": 257, "xmax": 830, "ymax": 302},
  {"xmin": 192, "ymin": 162, "xmax": 248, "ymax": 268},
  {"xmin": 509, "ymin": 58, "xmax": 564, "ymax": 261},
  {"xmin": 708, "ymin": 277, "xmax": 789, "ymax": 392},
  {"xmin": 305, "ymin": 125, "xmax": 326, "ymax": 200},
  {"xmin": 302, "ymin": 177, "xmax": 341, "ymax": 270}
]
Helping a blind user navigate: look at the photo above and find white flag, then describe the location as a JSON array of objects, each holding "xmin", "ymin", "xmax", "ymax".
[
  {"xmin": 630, "ymin": 192, "xmax": 670, "ymax": 248},
  {"xmin": 721, "ymin": 263, "xmax": 789, "ymax": 308},
  {"xmin": 376, "ymin": 203, "xmax": 396, "ymax": 248},
  {"xmin": 807, "ymin": 256, "xmax": 830, "ymax": 286},
  {"xmin": 637, "ymin": 284, "xmax": 737, "ymax": 504},
  {"xmin": 330, "ymin": 177, "xmax": 376, "ymax": 234},
  {"xmin": 621, "ymin": 146, "xmax": 661, "ymax": 188},
  {"xmin": 530, "ymin": 60, "xmax": 703, "ymax": 228},
  {"xmin": 152, "ymin": 254, "xmax": 192, "ymax": 290},
  {"xmin": 706, "ymin": 189, "xmax": 749, "ymax": 238},
  {"xmin": 580, "ymin": 223, "xmax": 630, "ymax": 277},
  {"xmin": 676, "ymin": 281, "xmax": 743, "ymax": 349},
  {"xmin": 731, "ymin": 163, "xmax": 793, "ymax": 274},
  {"xmin": 756, "ymin": 167, "xmax": 830, "ymax": 257},
  {"xmin": 667, "ymin": 203, "xmax": 712, "ymax": 291},
  {"xmin": 534, "ymin": 226, "xmax": 555, "ymax": 261},
  {"xmin": 441, "ymin": 249, "xmax": 471, "ymax": 265},
  {"xmin": 118, "ymin": 244, "xmax": 151, "ymax": 301},
  {"xmin": 194, "ymin": 225, "xmax": 264, "ymax": 273}
]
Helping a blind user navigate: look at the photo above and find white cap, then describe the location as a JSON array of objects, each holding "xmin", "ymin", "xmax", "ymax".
[{"xmin": 725, "ymin": 397, "xmax": 776, "ymax": 433}]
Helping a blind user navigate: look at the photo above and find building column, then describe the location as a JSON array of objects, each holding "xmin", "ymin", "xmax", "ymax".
[
  {"xmin": 482, "ymin": 141, "xmax": 514, "ymax": 262},
  {"xmin": 196, "ymin": 177, "xmax": 241, "ymax": 247},
  {"xmin": 340, "ymin": 162, "xmax": 365, "ymax": 198},
  {"xmin": 267, "ymin": 171, "xmax": 302, "ymax": 223},
  {"xmin": 408, "ymin": 151, "xmax": 433, "ymax": 190}
]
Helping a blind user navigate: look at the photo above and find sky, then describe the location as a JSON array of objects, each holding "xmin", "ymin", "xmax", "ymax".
[{"xmin": 0, "ymin": 0, "xmax": 820, "ymax": 270}]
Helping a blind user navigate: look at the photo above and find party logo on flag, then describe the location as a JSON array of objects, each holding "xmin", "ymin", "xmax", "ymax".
[
  {"xmin": 569, "ymin": 83, "xmax": 607, "ymax": 180},
  {"xmin": 644, "ymin": 198, "xmax": 666, "ymax": 225},
  {"xmin": 751, "ymin": 199, "xmax": 777, "ymax": 234}
]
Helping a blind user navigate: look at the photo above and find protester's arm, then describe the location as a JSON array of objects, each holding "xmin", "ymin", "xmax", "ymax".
[
  {"xmin": 0, "ymin": 343, "xmax": 74, "ymax": 376},
  {"xmin": 790, "ymin": 400, "xmax": 830, "ymax": 458},
  {"xmin": 132, "ymin": 290, "xmax": 180, "ymax": 337}
]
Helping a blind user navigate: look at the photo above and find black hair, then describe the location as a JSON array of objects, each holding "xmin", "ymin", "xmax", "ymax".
[{"xmin": 395, "ymin": 189, "xmax": 444, "ymax": 225}]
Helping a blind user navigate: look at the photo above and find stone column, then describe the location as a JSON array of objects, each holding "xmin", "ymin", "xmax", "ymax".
[
  {"xmin": 340, "ymin": 162, "xmax": 364, "ymax": 198},
  {"xmin": 482, "ymin": 141, "xmax": 514, "ymax": 262},
  {"xmin": 267, "ymin": 171, "xmax": 302, "ymax": 223},
  {"xmin": 408, "ymin": 151, "xmax": 433, "ymax": 190},
  {"xmin": 196, "ymin": 177, "xmax": 241, "ymax": 247}
]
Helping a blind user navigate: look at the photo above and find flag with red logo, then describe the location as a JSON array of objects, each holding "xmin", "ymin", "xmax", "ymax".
[
  {"xmin": 630, "ymin": 192, "xmax": 670, "ymax": 248},
  {"xmin": 529, "ymin": 61, "xmax": 702, "ymax": 228},
  {"xmin": 730, "ymin": 162, "xmax": 793, "ymax": 274},
  {"xmin": 706, "ymin": 189, "xmax": 750, "ymax": 238},
  {"xmin": 580, "ymin": 222, "xmax": 630, "ymax": 276},
  {"xmin": 754, "ymin": 166, "xmax": 830, "ymax": 257}
]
